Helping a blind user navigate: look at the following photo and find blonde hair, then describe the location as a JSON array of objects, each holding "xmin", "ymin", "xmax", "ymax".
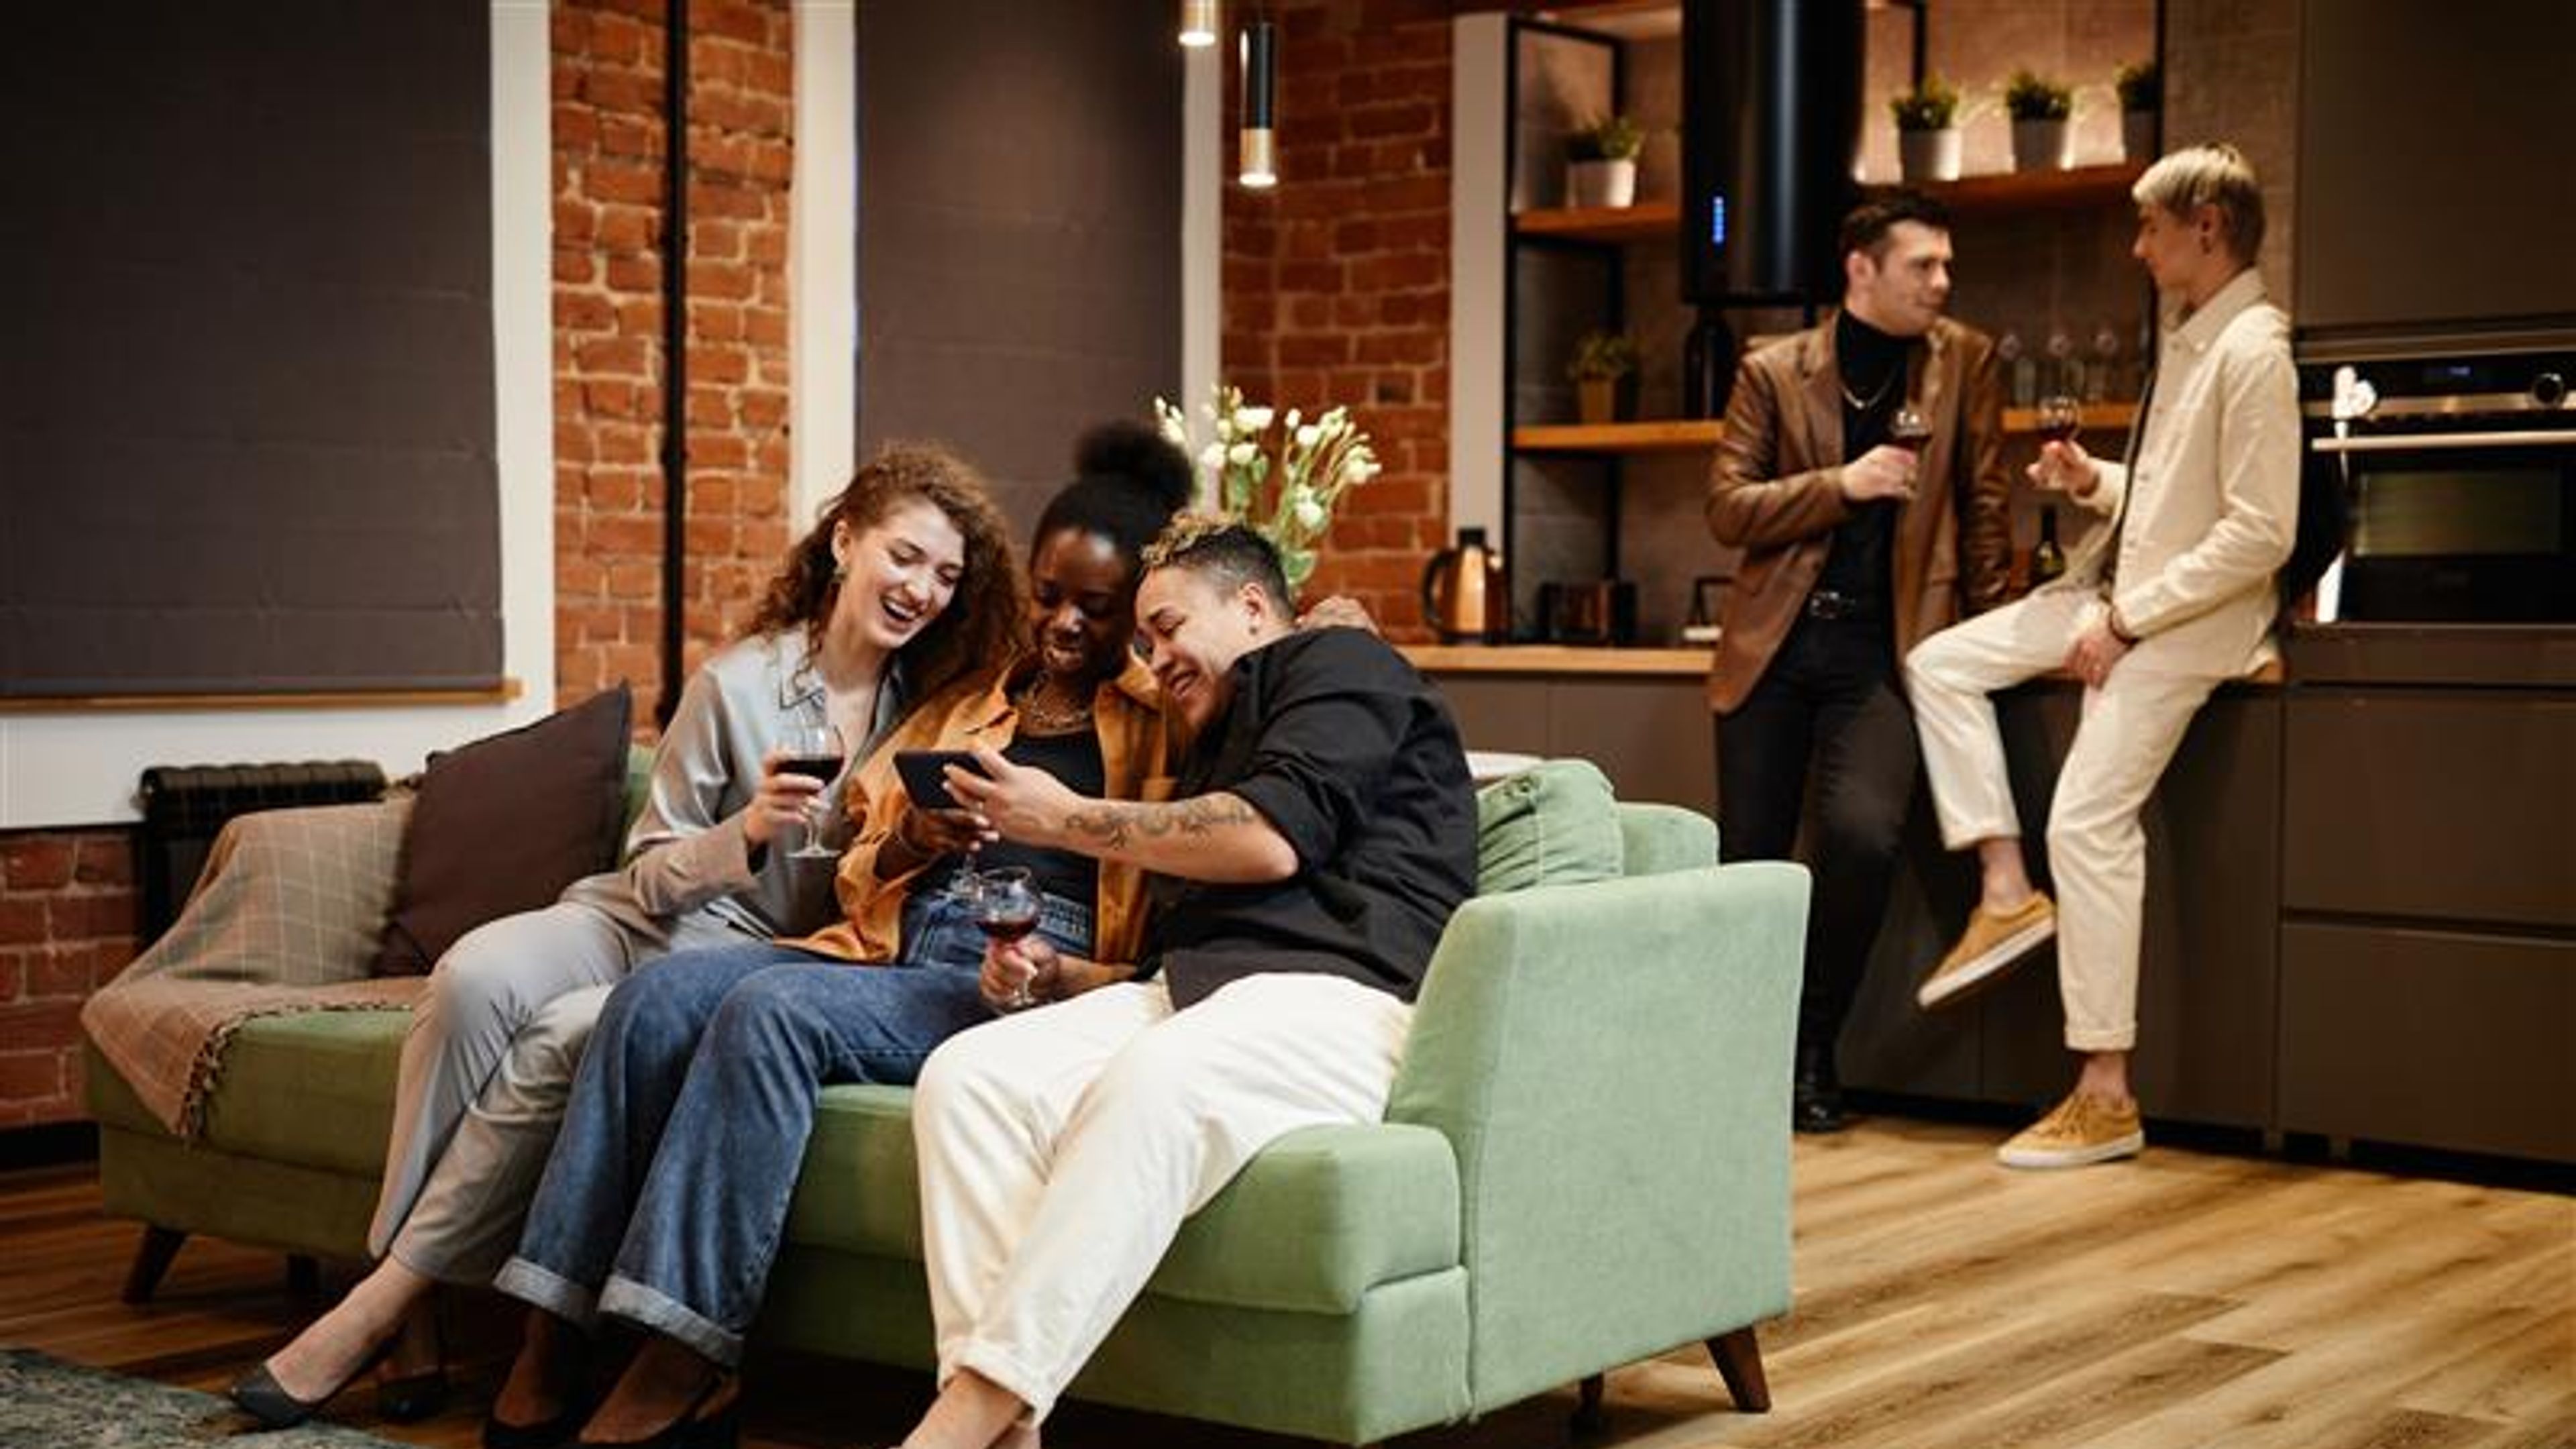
[{"xmin": 2133, "ymin": 143, "xmax": 2265, "ymax": 264}]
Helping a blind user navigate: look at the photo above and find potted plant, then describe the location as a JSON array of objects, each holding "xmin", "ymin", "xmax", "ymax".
[
  {"xmin": 2116, "ymin": 60, "xmax": 2160, "ymax": 164},
  {"xmin": 1565, "ymin": 115, "xmax": 1644, "ymax": 209},
  {"xmin": 1890, "ymin": 74, "xmax": 1963, "ymax": 182},
  {"xmin": 2004, "ymin": 68, "xmax": 2074, "ymax": 172},
  {"xmin": 1568, "ymin": 330, "xmax": 1640, "ymax": 425}
]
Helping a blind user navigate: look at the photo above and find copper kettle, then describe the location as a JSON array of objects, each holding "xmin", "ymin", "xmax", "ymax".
[{"xmin": 1420, "ymin": 527, "xmax": 1508, "ymax": 643}]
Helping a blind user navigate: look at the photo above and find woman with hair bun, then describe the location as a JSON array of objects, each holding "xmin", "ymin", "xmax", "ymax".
[{"xmin": 474, "ymin": 423, "xmax": 1196, "ymax": 1448}]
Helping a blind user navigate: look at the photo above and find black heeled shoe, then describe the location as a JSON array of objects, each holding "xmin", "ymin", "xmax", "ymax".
[
  {"xmin": 228, "ymin": 1337, "xmax": 398, "ymax": 1430},
  {"xmin": 580, "ymin": 1373, "xmax": 741, "ymax": 1449}
]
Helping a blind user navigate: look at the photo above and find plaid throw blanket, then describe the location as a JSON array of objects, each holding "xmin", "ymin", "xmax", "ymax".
[{"xmin": 80, "ymin": 799, "xmax": 429, "ymax": 1139}]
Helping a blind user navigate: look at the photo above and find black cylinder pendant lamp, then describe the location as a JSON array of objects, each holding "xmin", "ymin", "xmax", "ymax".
[{"xmin": 1239, "ymin": 19, "xmax": 1277, "ymax": 188}]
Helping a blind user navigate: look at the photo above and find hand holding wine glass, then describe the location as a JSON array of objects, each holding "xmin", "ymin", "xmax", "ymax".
[
  {"xmin": 2027, "ymin": 395, "xmax": 2100, "ymax": 498},
  {"xmin": 972, "ymin": 867, "xmax": 1046, "ymax": 1008},
  {"xmin": 772, "ymin": 722, "xmax": 848, "ymax": 861}
]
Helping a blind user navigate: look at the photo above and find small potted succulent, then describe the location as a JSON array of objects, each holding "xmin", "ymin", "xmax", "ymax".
[
  {"xmin": 2005, "ymin": 68, "xmax": 2075, "ymax": 172},
  {"xmin": 1568, "ymin": 329, "xmax": 1640, "ymax": 425},
  {"xmin": 1565, "ymin": 114, "xmax": 1644, "ymax": 209},
  {"xmin": 2116, "ymin": 60, "xmax": 2160, "ymax": 164},
  {"xmin": 1890, "ymin": 74, "xmax": 1963, "ymax": 182}
]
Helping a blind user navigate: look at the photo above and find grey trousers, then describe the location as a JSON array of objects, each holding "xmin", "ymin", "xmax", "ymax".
[{"xmin": 366, "ymin": 895, "xmax": 751, "ymax": 1283}]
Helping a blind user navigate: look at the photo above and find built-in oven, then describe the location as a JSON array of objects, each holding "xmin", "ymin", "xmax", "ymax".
[{"xmin": 2302, "ymin": 349, "xmax": 2576, "ymax": 624}]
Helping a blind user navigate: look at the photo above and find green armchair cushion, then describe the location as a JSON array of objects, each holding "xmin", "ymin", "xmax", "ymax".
[
  {"xmin": 788, "ymin": 1087, "xmax": 1462, "ymax": 1316},
  {"xmin": 1472, "ymin": 759, "xmax": 1623, "ymax": 894}
]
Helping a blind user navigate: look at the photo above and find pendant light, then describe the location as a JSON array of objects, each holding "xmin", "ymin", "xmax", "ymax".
[
  {"xmin": 1239, "ymin": 18, "xmax": 1277, "ymax": 189},
  {"xmin": 1178, "ymin": 0, "xmax": 1218, "ymax": 48}
]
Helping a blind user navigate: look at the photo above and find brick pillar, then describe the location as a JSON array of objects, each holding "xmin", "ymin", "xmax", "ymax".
[
  {"xmin": 0, "ymin": 832, "xmax": 138, "ymax": 1128},
  {"xmin": 553, "ymin": 0, "xmax": 795, "ymax": 716},
  {"xmin": 1223, "ymin": 0, "xmax": 1454, "ymax": 641}
]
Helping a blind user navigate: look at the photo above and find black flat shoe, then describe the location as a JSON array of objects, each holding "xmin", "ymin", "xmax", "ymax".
[
  {"xmin": 228, "ymin": 1338, "xmax": 396, "ymax": 1430},
  {"xmin": 581, "ymin": 1375, "xmax": 741, "ymax": 1449}
]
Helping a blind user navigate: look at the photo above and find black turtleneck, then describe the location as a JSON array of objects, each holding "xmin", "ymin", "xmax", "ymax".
[{"xmin": 1815, "ymin": 310, "xmax": 1915, "ymax": 612}]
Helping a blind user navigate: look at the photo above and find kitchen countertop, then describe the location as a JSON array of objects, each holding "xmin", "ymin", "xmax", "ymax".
[
  {"xmin": 1402, "ymin": 644, "xmax": 1713, "ymax": 677},
  {"xmin": 1407, "ymin": 641, "xmax": 2292, "ymax": 686}
]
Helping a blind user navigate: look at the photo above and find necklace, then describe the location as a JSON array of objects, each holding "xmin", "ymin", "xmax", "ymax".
[
  {"xmin": 1838, "ymin": 368, "xmax": 1898, "ymax": 413},
  {"xmin": 1014, "ymin": 676, "xmax": 1094, "ymax": 735}
]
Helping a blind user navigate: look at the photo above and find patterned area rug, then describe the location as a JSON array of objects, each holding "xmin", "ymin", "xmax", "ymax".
[{"xmin": 0, "ymin": 1348, "xmax": 409, "ymax": 1448}]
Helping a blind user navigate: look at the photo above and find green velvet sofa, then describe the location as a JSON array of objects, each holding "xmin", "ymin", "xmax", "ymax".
[{"xmin": 85, "ymin": 765, "xmax": 1808, "ymax": 1445}]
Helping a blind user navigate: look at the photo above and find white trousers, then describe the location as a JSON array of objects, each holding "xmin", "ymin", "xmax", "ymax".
[
  {"xmin": 1905, "ymin": 588, "xmax": 2221, "ymax": 1052},
  {"xmin": 913, "ymin": 973, "xmax": 1413, "ymax": 1421},
  {"xmin": 370, "ymin": 898, "xmax": 743, "ymax": 1279}
]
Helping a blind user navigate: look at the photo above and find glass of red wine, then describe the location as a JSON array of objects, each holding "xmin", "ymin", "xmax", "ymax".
[
  {"xmin": 1888, "ymin": 405, "xmax": 1933, "ymax": 449},
  {"xmin": 774, "ymin": 722, "xmax": 847, "ymax": 861},
  {"xmin": 2034, "ymin": 394, "xmax": 2084, "ymax": 446},
  {"xmin": 972, "ymin": 867, "xmax": 1045, "ymax": 1008}
]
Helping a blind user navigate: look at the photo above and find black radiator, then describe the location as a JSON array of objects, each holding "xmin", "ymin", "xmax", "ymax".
[{"xmin": 136, "ymin": 761, "xmax": 388, "ymax": 945}]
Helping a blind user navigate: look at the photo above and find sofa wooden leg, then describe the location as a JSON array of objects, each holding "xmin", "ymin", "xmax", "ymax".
[
  {"xmin": 286, "ymin": 1254, "xmax": 321, "ymax": 1299},
  {"xmin": 1570, "ymin": 1372, "xmax": 1609, "ymax": 1436},
  {"xmin": 1707, "ymin": 1326, "xmax": 1770, "ymax": 1413},
  {"xmin": 121, "ymin": 1226, "xmax": 187, "ymax": 1304}
]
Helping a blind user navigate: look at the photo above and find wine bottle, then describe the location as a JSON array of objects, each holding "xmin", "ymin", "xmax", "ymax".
[{"xmin": 2031, "ymin": 506, "xmax": 2066, "ymax": 588}]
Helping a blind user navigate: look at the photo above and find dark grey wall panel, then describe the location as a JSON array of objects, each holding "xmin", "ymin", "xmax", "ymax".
[
  {"xmin": 2295, "ymin": 0, "xmax": 2576, "ymax": 343},
  {"xmin": 857, "ymin": 0, "xmax": 1181, "ymax": 529},
  {"xmin": 1, "ymin": 1, "xmax": 499, "ymax": 696}
]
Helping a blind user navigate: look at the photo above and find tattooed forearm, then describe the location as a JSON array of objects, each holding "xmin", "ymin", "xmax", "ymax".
[{"xmin": 1061, "ymin": 792, "xmax": 1263, "ymax": 851}]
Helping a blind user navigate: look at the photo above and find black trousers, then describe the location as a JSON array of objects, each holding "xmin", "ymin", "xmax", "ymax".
[{"xmin": 1716, "ymin": 613, "xmax": 1918, "ymax": 1059}]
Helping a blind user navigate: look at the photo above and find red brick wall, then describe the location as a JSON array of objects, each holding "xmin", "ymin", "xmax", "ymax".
[
  {"xmin": 553, "ymin": 0, "xmax": 795, "ymax": 710},
  {"xmin": 1224, "ymin": 0, "xmax": 1455, "ymax": 641},
  {"xmin": 0, "ymin": 833, "xmax": 137, "ymax": 1128}
]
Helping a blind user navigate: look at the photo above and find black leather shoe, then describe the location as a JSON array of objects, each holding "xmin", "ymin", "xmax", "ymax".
[
  {"xmin": 1792, "ymin": 1042, "xmax": 1849, "ymax": 1134},
  {"xmin": 228, "ymin": 1338, "xmax": 395, "ymax": 1430}
]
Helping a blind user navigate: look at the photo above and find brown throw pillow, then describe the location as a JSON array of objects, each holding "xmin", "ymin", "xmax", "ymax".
[{"xmin": 372, "ymin": 684, "xmax": 633, "ymax": 976}]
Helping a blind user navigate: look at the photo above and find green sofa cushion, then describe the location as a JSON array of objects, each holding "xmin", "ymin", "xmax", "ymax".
[
  {"xmin": 89, "ymin": 1011, "xmax": 410, "ymax": 1177},
  {"xmin": 789, "ymin": 1085, "xmax": 1461, "ymax": 1315},
  {"xmin": 205, "ymin": 1011, "xmax": 411, "ymax": 1174},
  {"xmin": 1473, "ymin": 759, "xmax": 1623, "ymax": 894}
]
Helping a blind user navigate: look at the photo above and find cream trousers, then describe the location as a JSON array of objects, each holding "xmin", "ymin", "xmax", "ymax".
[
  {"xmin": 1906, "ymin": 588, "xmax": 2222, "ymax": 1052},
  {"xmin": 912, "ymin": 973, "xmax": 1413, "ymax": 1421},
  {"xmin": 370, "ymin": 900, "xmax": 746, "ymax": 1281}
]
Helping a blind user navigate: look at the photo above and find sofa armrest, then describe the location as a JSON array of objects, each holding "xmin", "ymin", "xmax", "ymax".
[{"xmin": 1385, "ymin": 859, "xmax": 1809, "ymax": 1411}]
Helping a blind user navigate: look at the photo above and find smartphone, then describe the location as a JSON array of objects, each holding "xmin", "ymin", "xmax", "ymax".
[{"xmin": 894, "ymin": 749, "xmax": 986, "ymax": 811}]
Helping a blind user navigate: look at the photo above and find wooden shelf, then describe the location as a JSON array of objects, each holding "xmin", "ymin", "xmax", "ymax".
[
  {"xmin": 1915, "ymin": 162, "xmax": 2146, "ymax": 213},
  {"xmin": 1512, "ymin": 199, "xmax": 1678, "ymax": 244},
  {"xmin": 2000, "ymin": 401, "xmax": 2139, "ymax": 435},
  {"xmin": 1513, "ymin": 419, "xmax": 1725, "ymax": 454}
]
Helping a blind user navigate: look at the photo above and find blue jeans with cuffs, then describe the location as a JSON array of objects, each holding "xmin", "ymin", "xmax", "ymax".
[{"xmin": 493, "ymin": 888, "xmax": 1092, "ymax": 1366}]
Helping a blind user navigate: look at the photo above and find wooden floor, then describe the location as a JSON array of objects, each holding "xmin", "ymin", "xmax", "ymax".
[{"xmin": 5, "ymin": 1116, "xmax": 2571, "ymax": 1449}]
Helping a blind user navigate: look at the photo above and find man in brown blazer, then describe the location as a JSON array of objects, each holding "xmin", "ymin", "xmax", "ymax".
[{"xmin": 1705, "ymin": 191, "xmax": 2011, "ymax": 1132}]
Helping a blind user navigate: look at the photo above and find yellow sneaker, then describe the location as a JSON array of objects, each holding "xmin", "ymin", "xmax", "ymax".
[
  {"xmin": 1997, "ymin": 1091, "xmax": 2144, "ymax": 1169},
  {"xmin": 1916, "ymin": 893, "xmax": 2055, "ymax": 1010}
]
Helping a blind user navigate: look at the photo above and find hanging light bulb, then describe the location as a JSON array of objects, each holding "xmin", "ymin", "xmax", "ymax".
[
  {"xmin": 1238, "ymin": 19, "xmax": 1277, "ymax": 189},
  {"xmin": 1178, "ymin": 0, "xmax": 1218, "ymax": 48}
]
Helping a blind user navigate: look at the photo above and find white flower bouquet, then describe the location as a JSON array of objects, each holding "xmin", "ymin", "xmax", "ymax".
[{"xmin": 1155, "ymin": 385, "xmax": 1381, "ymax": 590}]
